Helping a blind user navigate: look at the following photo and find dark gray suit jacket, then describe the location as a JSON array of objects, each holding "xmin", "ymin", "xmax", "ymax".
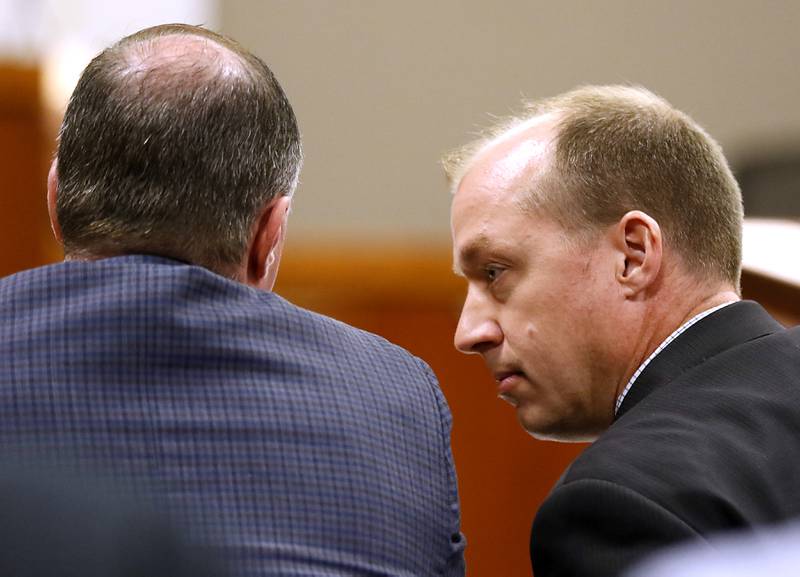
[{"xmin": 531, "ymin": 301, "xmax": 800, "ymax": 577}]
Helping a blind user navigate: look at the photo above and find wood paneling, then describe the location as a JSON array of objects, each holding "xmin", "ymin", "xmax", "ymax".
[
  {"xmin": 741, "ymin": 269, "xmax": 800, "ymax": 326},
  {"xmin": 0, "ymin": 64, "xmax": 60, "ymax": 277}
]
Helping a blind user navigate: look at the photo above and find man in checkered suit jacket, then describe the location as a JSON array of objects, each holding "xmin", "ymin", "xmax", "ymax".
[{"xmin": 0, "ymin": 24, "xmax": 465, "ymax": 577}]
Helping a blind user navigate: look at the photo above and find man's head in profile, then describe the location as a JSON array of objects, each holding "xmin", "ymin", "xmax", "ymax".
[
  {"xmin": 49, "ymin": 23, "xmax": 302, "ymax": 290},
  {"xmin": 446, "ymin": 86, "xmax": 742, "ymax": 442}
]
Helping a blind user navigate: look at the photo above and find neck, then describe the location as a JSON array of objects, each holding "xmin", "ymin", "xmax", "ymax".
[
  {"xmin": 616, "ymin": 282, "xmax": 740, "ymax": 400},
  {"xmin": 674, "ymin": 290, "xmax": 740, "ymax": 328}
]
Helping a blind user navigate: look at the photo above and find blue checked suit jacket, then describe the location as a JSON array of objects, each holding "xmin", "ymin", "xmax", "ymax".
[{"xmin": 0, "ymin": 255, "xmax": 466, "ymax": 577}]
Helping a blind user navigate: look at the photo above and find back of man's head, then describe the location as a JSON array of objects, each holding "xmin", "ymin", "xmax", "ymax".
[{"xmin": 55, "ymin": 24, "xmax": 302, "ymax": 276}]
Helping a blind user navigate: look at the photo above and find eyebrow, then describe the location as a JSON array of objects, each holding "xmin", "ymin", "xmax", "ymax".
[{"xmin": 452, "ymin": 235, "xmax": 490, "ymax": 276}]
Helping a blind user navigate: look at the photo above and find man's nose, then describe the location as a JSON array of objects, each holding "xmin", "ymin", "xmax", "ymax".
[{"xmin": 454, "ymin": 291, "xmax": 502, "ymax": 354}]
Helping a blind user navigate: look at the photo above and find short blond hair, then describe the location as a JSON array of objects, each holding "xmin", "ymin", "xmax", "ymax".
[{"xmin": 444, "ymin": 85, "xmax": 743, "ymax": 287}]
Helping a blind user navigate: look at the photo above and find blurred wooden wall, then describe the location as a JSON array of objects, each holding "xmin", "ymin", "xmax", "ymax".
[
  {"xmin": 741, "ymin": 270, "xmax": 800, "ymax": 326},
  {"xmin": 0, "ymin": 64, "xmax": 60, "ymax": 276}
]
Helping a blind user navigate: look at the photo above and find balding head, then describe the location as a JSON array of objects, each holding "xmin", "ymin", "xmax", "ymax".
[
  {"xmin": 55, "ymin": 24, "xmax": 302, "ymax": 276},
  {"xmin": 449, "ymin": 87, "xmax": 744, "ymax": 440},
  {"xmin": 445, "ymin": 86, "xmax": 743, "ymax": 289}
]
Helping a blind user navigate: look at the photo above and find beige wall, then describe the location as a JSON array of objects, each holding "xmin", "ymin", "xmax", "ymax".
[{"xmin": 221, "ymin": 0, "xmax": 800, "ymax": 244}]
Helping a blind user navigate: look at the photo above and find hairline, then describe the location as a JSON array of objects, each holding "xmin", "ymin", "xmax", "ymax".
[
  {"xmin": 448, "ymin": 111, "xmax": 595, "ymax": 225},
  {"xmin": 445, "ymin": 86, "xmax": 743, "ymax": 285}
]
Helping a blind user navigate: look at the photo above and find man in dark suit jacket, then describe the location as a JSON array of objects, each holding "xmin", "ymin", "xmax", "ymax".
[
  {"xmin": 445, "ymin": 85, "xmax": 800, "ymax": 576},
  {"xmin": 0, "ymin": 24, "xmax": 465, "ymax": 577}
]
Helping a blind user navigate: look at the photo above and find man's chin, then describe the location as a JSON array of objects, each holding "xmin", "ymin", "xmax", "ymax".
[
  {"xmin": 517, "ymin": 410, "xmax": 601, "ymax": 443},
  {"xmin": 498, "ymin": 392, "xmax": 519, "ymax": 407}
]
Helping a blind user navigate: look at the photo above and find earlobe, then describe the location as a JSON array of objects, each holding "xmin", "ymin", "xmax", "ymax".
[
  {"xmin": 246, "ymin": 195, "xmax": 291, "ymax": 290},
  {"xmin": 614, "ymin": 210, "xmax": 662, "ymax": 297},
  {"xmin": 47, "ymin": 159, "xmax": 63, "ymax": 244}
]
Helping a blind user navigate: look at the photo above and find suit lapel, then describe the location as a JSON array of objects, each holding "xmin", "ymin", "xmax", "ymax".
[{"xmin": 615, "ymin": 301, "xmax": 783, "ymax": 419}]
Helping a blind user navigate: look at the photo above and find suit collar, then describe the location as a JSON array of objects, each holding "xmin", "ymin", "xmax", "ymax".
[{"xmin": 615, "ymin": 300, "xmax": 783, "ymax": 419}]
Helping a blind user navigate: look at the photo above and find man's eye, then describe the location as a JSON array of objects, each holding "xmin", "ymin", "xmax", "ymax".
[{"xmin": 485, "ymin": 266, "xmax": 504, "ymax": 282}]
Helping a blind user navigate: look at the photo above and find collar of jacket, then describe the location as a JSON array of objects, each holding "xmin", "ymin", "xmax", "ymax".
[{"xmin": 615, "ymin": 300, "xmax": 783, "ymax": 420}]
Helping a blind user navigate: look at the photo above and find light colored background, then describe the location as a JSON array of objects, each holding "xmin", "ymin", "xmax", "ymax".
[
  {"xmin": 2, "ymin": 0, "xmax": 799, "ymax": 244},
  {"xmin": 220, "ymin": 0, "xmax": 800, "ymax": 244}
]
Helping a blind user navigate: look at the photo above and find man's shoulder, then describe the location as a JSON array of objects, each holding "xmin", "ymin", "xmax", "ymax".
[
  {"xmin": 0, "ymin": 255, "xmax": 432, "ymax": 378},
  {"xmin": 555, "ymin": 332, "xmax": 800, "ymax": 531},
  {"xmin": 586, "ymin": 318, "xmax": 800, "ymax": 476}
]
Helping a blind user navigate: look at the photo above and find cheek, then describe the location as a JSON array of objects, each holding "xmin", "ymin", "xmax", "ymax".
[
  {"xmin": 517, "ymin": 316, "xmax": 571, "ymax": 362},
  {"xmin": 503, "ymin": 285, "xmax": 587, "ymax": 357},
  {"xmin": 517, "ymin": 308, "xmax": 600, "ymax": 384},
  {"xmin": 521, "ymin": 301, "xmax": 581, "ymax": 341}
]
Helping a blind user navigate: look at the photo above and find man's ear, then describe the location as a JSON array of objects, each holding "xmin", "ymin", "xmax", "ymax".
[
  {"xmin": 246, "ymin": 195, "xmax": 292, "ymax": 290},
  {"xmin": 612, "ymin": 210, "xmax": 662, "ymax": 298},
  {"xmin": 47, "ymin": 159, "xmax": 63, "ymax": 244}
]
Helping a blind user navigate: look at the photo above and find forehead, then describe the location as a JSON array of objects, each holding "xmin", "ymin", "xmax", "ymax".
[
  {"xmin": 460, "ymin": 112, "xmax": 558, "ymax": 194},
  {"xmin": 450, "ymin": 114, "xmax": 566, "ymax": 275},
  {"xmin": 451, "ymin": 114, "xmax": 557, "ymax": 233}
]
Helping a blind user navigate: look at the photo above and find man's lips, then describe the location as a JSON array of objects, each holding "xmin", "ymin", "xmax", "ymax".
[{"xmin": 494, "ymin": 370, "xmax": 524, "ymax": 397}]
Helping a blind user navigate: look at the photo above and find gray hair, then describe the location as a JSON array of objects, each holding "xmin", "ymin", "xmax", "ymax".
[{"xmin": 56, "ymin": 23, "xmax": 302, "ymax": 275}]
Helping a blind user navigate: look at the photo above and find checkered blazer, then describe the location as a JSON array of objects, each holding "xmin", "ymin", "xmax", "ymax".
[{"xmin": 0, "ymin": 255, "xmax": 466, "ymax": 577}]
